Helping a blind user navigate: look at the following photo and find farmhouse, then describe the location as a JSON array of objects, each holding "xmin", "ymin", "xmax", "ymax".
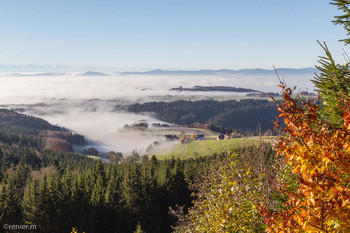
[{"xmin": 163, "ymin": 134, "xmax": 178, "ymax": 141}]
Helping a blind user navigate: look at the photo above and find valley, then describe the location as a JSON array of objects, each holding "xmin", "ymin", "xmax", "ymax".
[{"xmin": 0, "ymin": 1, "xmax": 346, "ymax": 232}]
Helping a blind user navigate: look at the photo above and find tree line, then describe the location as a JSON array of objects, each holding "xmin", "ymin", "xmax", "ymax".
[
  {"xmin": 0, "ymin": 119, "xmax": 280, "ymax": 232},
  {"xmin": 128, "ymin": 99, "xmax": 280, "ymax": 132},
  {"xmin": 0, "ymin": 136, "xmax": 204, "ymax": 233}
]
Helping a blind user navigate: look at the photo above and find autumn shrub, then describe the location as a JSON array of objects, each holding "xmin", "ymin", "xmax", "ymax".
[
  {"xmin": 172, "ymin": 143, "xmax": 283, "ymax": 233},
  {"xmin": 259, "ymin": 81, "xmax": 350, "ymax": 232}
]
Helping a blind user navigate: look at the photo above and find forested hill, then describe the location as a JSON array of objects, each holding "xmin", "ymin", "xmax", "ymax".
[
  {"xmin": 128, "ymin": 99, "xmax": 279, "ymax": 132},
  {"xmin": 0, "ymin": 113, "xmax": 276, "ymax": 232},
  {"xmin": 0, "ymin": 108, "xmax": 85, "ymax": 152},
  {"xmin": 170, "ymin": 85, "xmax": 261, "ymax": 93},
  {"xmin": 0, "ymin": 112, "xmax": 214, "ymax": 232},
  {"xmin": 0, "ymin": 108, "xmax": 63, "ymax": 132}
]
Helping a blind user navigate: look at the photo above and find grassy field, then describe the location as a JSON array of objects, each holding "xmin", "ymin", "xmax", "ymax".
[
  {"xmin": 143, "ymin": 126, "xmax": 277, "ymax": 160},
  {"xmin": 156, "ymin": 136, "xmax": 276, "ymax": 159}
]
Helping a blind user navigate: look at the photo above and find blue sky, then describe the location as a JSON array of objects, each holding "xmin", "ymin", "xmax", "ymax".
[{"xmin": 0, "ymin": 0, "xmax": 347, "ymax": 70}]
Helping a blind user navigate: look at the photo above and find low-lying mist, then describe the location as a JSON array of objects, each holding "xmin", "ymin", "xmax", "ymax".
[
  {"xmin": 0, "ymin": 72, "xmax": 315, "ymax": 155},
  {"xmin": 6, "ymin": 98, "xmax": 167, "ymax": 155}
]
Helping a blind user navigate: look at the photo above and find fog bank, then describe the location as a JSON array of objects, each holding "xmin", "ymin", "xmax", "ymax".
[{"xmin": 0, "ymin": 72, "xmax": 315, "ymax": 154}]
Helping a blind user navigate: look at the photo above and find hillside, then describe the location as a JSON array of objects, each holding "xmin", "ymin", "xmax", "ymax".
[
  {"xmin": 128, "ymin": 99, "xmax": 279, "ymax": 132},
  {"xmin": 0, "ymin": 108, "xmax": 63, "ymax": 132},
  {"xmin": 170, "ymin": 85, "xmax": 261, "ymax": 93},
  {"xmin": 0, "ymin": 110, "xmax": 214, "ymax": 233},
  {"xmin": 156, "ymin": 136, "xmax": 274, "ymax": 159},
  {"xmin": 0, "ymin": 108, "xmax": 85, "ymax": 152},
  {"xmin": 81, "ymin": 71, "xmax": 110, "ymax": 76}
]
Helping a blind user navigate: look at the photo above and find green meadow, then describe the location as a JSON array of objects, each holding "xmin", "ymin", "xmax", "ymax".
[{"xmin": 156, "ymin": 136, "xmax": 276, "ymax": 159}]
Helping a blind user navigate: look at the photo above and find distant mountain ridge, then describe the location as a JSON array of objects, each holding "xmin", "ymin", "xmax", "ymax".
[
  {"xmin": 0, "ymin": 66, "xmax": 318, "ymax": 76},
  {"xmin": 121, "ymin": 67, "xmax": 318, "ymax": 76},
  {"xmin": 80, "ymin": 71, "xmax": 110, "ymax": 76}
]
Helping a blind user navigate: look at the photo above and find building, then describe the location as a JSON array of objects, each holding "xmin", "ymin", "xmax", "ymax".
[{"xmin": 163, "ymin": 134, "xmax": 178, "ymax": 141}]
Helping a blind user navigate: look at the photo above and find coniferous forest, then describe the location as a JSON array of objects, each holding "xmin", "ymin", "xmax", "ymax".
[
  {"xmin": 0, "ymin": 114, "xmax": 276, "ymax": 233},
  {"xmin": 128, "ymin": 99, "xmax": 279, "ymax": 132},
  {"xmin": 0, "ymin": 108, "xmax": 280, "ymax": 233},
  {"xmin": 0, "ymin": 121, "xmax": 199, "ymax": 233}
]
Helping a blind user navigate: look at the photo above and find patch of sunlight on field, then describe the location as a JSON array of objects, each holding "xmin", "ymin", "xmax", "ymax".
[{"xmin": 156, "ymin": 137, "xmax": 266, "ymax": 160}]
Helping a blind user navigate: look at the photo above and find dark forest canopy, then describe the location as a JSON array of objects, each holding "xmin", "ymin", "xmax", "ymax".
[
  {"xmin": 170, "ymin": 85, "xmax": 261, "ymax": 93},
  {"xmin": 0, "ymin": 120, "xmax": 276, "ymax": 232},
  {"xmin": 0, "ymin": 108, "xmax": 85, "ymax": 152},
  {"xmin": 128, "ymin": 99, "xmax": 279, "ymax": 132},
  {"xmin": 0, "ymin": 108, "xmax": 64, "ymax": 132},
  {"xmin": 0, "ymin": 123, "xmax": 207, "ymax": 233},
  {"xmin": 0, "ymin": 107, "xmax": 280, "ymax": 233}
]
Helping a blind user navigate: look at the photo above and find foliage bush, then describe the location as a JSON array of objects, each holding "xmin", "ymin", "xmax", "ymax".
[{"xmin": 172, "ymin": 144, "xmax": 283, "ymax": 232}]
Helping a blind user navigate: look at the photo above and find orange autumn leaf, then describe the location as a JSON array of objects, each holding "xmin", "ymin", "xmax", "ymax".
[
  {"xmin": 341, "ymin": 100, "xmax": 350, "ymax": 125},
  {"xmin": 259, "ymin": 82, "xmax": 350, "ymax": 232}
]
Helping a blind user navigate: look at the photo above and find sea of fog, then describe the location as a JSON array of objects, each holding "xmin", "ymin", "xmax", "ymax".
[{"xmin": 0, "ymin": 72, "xmax": 315, "ymax": 155}]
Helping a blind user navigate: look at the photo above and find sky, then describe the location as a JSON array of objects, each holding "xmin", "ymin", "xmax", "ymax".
[{"xmin": 0, "ymin": 0, "xmax": 347, "ymax": 70}]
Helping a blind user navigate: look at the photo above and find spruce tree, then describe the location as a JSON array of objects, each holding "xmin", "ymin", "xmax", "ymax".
[
  {"xmin": 22, "ymin": 178, "xmax": 45, "ymax": 230},
  {"xmin": 312, "ymin": 41, "xmax": 350, "ymax": 126},
  {"xmin": 4, "ymin": 181, "xmax": 22, "ymax": 224},
  {"xmin": 133, "ymin": 221, "xmax": 145, "ymax": 233},
  {"xmin": 44, "ymin": 173, "xmax": 64, "ymax": 233},
  {"xmin": 69, "ymin": 173, "xmax": 92, "ymax": 232},
  {"xmin": 311, "ymin": 0, "xmax": 350, "ymax": 126},
  {"xmin": 104, "ymin": 176, "xmax": 118, "ymax": 207},
  {"xmin": 121, "ymin": 165, "xmax": 141, "ymax": 214},
  {"xmin": 90, "ymin": 174, "xmax": 105, "ymax": 207},
  {"xmin": 331, "ymin": 0, "xmax": 350, "ymax": 45},
  {"xmin": 0, "ymin": 186, "xmax": 6, "ymax": 225}
]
